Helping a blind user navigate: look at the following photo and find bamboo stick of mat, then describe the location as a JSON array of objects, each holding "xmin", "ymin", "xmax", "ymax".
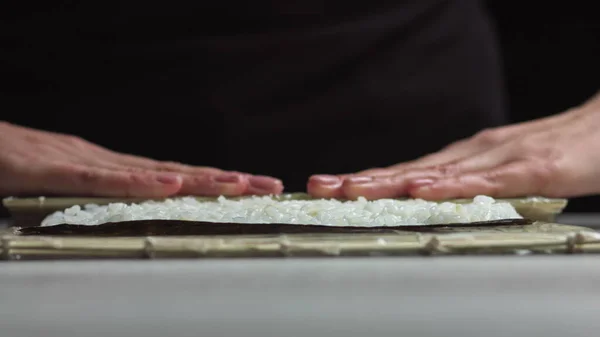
[{"xmin": 2, "ymin": 224, "xmax": 599, "ymax": 260}]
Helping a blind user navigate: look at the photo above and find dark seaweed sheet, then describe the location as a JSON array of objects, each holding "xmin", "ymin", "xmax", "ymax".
[{"xmin": 17, "ymin": 218, "xmax": 533, "ymax": 237}]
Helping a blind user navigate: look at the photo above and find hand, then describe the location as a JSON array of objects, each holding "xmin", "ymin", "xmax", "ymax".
[
  {"xmin": 308, "ymin": 92, "xmax": 600, "ymax": 200},
  {"xmin": 0, "ymin": 122, "xmax": 283, "ymax": 198}
]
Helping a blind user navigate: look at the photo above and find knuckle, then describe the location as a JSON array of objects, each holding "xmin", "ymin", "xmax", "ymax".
[
  {"xmin": 121, "ymin": 167, "xmax": 147, "ymax": 174},
  {"xmin": 64, "ymin": 134, "xmax": 84, "ymax": 144},
  {"xmin": 125, "ymin": 172, "xmax": 146, "ymax": 187},
  {"xmin": 49, "ymin": 162, "xmax": 102, "ymax": 185},
  {"xmin": 529, "ymin": 159, "xmax": 561, "ymax": 194},
  {"xmin": 360, "ymin": 167, "xmax": 387, "ymax": 175},
  {"xmin": 63, "ymin": 135, "xmax": 90, "ymax": 149},
  {"xmin": 157, "ymin": 161, "xmax": 187, "ymax": 171},
  {"xmin": 49, "ymin": 162, "xmax": 78, "ymax": 174},
  {"xmin": 517, "ymin": 139, "xmax": 537, "ymax": 153},
  {"xmin": 432, "ymin": 163, "xmax": 459, "ymax": 176},
  {"xmin": 75, "ymin": 168, "xmax": 103, "ymax": 184},
  {"xmin": 121, "ymin": 172, "xmax": 157, "ymax": 197},
  {"xmin": 479, "ymin": 172, "xmax": 502, "ymax": 195},
  {"xmin": 518, "ymin": 138, "xmax": 555, "ymax": 158},
  {"xmin": 190, "ymin": 175, "xmax": 211, "ymax": 185},
  {"xmin": 442, "ymin": 139, "xmax": 467, "ymax": 151},
  {"xmin": 364, "ymin": 167, "xmax": 382, "ymax": 171},
  {"xmin": 122, "ymin": 172, "xmax": 150, "ymax": 196},
  {"xmin": 474, "ymin": 128, "xmax": 504, "ymax": 146},
  {"xmin": 164, "ymin": 161, "xmax": 183, "ymax": 167}
]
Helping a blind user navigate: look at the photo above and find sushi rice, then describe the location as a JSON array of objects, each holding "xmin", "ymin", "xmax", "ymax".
[{"xmin": 41, "ymin": 195, "xmax": 522, "ymax": 227}]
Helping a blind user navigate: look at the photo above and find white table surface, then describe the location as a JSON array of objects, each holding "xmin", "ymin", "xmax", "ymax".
[{"xmin": 2, "ymin": 216, "xmax": 600, "ymax": 337}]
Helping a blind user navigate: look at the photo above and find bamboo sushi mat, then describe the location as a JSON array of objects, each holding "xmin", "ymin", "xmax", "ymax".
[{"xmin": 2, "ymin": 194, "xmax": 599, "ymax": 260}]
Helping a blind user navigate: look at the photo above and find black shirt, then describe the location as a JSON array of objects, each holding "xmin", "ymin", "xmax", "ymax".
[{"xmin": 1, "ymin": 0, "xmax": 507, "ymax": 192}]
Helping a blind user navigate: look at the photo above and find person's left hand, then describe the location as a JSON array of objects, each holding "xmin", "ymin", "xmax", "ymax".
[{"xmin": 307, "ymin": 94, "xmax": 600, "ymax": 200}]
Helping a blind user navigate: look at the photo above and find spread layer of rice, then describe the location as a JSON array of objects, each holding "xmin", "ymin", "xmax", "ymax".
[{"xmin": 40, "ymin": 195, "xmax": 522, "ymax": 227}]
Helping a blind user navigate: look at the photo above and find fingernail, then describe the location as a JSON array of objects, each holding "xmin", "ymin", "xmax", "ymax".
[
  {"xmin": 409, "ymin": 179, "xmax": 436, "ymax": 188},
  {"xmin": 156, "ymin": 173, "xmax": 182, "ymax": 185},
  {"xmin": 249, "ymin": 176, "xmax": 282, "ymax": 191},
  {"xmin": 411, "ymin": 183, "xmax": 439, "ymax": 195},
  {"xmin": 214, "ymin": 173, "xmax": 242, "ymax": 184},
  {"xmin": 413, "ymin": 185, "xmax": 432, "ymax": 193},
  {"xmin": 346, "ymin": 176, "xmax": 373, "ymax": 184},
  {"xmin": 310, "ymin": 175, "xmax": 341, "ymax": 185}
]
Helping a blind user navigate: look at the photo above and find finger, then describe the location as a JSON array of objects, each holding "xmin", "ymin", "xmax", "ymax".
[
  {"xmin": 27, "ymin": 163, "xmax": 183, "ymax": 198},
  {"xmin": 82, "ymin": 156, "xmax": 283, "ymax": 196},
  {"xmin": 174, "ymin": 172, "xmax": 249, "ymax": 196},
  {"xmin": 111, "ymin": 169, "xmax": 282, "ymax": 197},
  {"xmin": 370, "ymin": 143, "xmax": 514, "ymax": 197},
  {"xmin": 346, "ymin": 140, "xmax": 488, "ymax": 180},
  {"xmin": 334, "ymin": 165, "xmax": 472, "ymax": 201},
  {"xmin": 338, "ymin": 169, "xmax": 447, "ymax": 200},
  {"xmin": 310, "ymin": 169, "xmax": 448, "ymax": 200},
  {"xmin": 110, "ymin": 154, "xmax": 284, "ymax": 195},
  {"xmin": 340, "ymin": 175, "xmax": 409, "ymax": 200},
  {"xmin": 108, "ymin": 152, "xmax": 223, "ymax": 176},
  {"xmin": 411, "ymin": 143, "xmax": 513, "ymax": 180},
  {"xmin": 409, "ymin": 161, "xmax": 550, "ymax": 200},
  {"xmin": 385, "ymin": 141, "xmax": 476, "ymax": 173},
  {"xmin": 245, "ymin": 175, "xmax": 285, "ymax": 195},
  {"xmin": 322, "ymin": 157, "xmax": 465, "ymax": 186},
  {"xmin": 377, "ymin": 113, "xmax": 574, "ymax": 176},
  {"xmin": 307, "ymin": 175, "xmax": 346, "ymax": 199},
  {"xmin": 309, "ymin": 139, "xmax": 504, "ymax": 196},
  {"xmin": 351, "ymin": 167, "xmax": 398, "ymax": 177},
  {"xmin": 60, "ymin": 161, "xmax": 245, "ymax": 197}
]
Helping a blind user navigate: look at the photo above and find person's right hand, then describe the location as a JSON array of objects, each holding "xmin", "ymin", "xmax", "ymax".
[{"xmin": 0, "ymin": 122, "xmax": 283, "ymax": 198}]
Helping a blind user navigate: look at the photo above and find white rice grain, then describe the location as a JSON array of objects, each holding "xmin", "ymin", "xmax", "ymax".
[{"xmin": 40, "ymin": 195, "xmax": 522, "ymax": 227}]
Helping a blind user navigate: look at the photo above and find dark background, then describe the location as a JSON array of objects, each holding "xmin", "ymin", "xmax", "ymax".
[{"xmin": 1, "ymin": 1, "xmax": 599, "ymax": 213}]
